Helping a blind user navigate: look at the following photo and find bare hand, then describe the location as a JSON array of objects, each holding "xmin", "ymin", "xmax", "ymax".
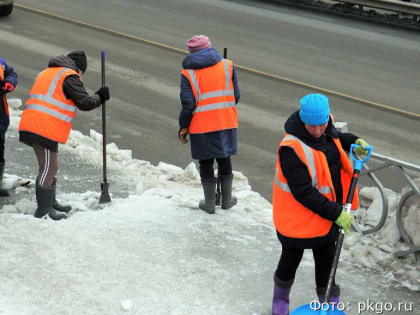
[{"xmin": 178, "ymin": 128, "xmax": 189, "ymax": 144}]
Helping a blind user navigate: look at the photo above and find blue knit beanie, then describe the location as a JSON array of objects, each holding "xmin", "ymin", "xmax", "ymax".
[{"xmin": 299, "ymin": 93, "xmax": 330, "ymax": 125}]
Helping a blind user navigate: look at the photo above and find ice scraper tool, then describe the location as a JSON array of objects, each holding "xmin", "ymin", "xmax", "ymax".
[{"xmin": 99, "ymin": 51, "xmax": 111, "ymax": 204}]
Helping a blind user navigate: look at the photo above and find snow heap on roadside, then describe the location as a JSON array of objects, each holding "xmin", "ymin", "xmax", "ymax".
[
  {"xmin": 343, "ymin": 185, "xmax": 420, "ymax": 291},
  {"xmin": 2, "ymin": 100, "xmax": 420, "ymax": 297}
]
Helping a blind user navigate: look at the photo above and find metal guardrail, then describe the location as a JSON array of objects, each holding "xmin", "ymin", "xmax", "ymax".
[
  {"xmin": 358, "ymin": 152, "xmax": 420, "ymax": 261},
  {"xmin": 336, "ymin": 122, "xmax": 419, "ymax": 260},
  {"xmin": 333, "ymin": 0, "xmax": 420, "ymax": 16}
]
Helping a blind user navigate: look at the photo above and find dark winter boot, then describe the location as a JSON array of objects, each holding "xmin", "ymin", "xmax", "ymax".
[
  {"xmin": 34, "ymin": 182, "xmax": 67, "ymax": 220},
  {"xmin": 317, "ymin": 285, "xmax": 340, "ymax": 305},
  {"xmin": 52, "ymin": 178, "xmax": 71, "ymax": 213},
  {"xmin": 0, "ymin": 161, "xmax": 10, "ymax": 197},
  {"xmin": 220, "ymin": 174, "xmax": 237, "ymax": 209},
  {"xmin": 272, "ymin": 275, "xmax": 294, "ymax": 315},
  {"xmin": 199, "ymin": 177, "xmax": 217, "ymax": 214}
]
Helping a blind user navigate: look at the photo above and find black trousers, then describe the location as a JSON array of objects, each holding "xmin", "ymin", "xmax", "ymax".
[
  {"xmin": 0, "ymin": 132, "xmax": 5, "ymax": 163},
  {"xmin": 199, "ymin": 156, "xmax": 232, "ymax": 179},
  {"xmin": 275, "ymin": 242, "xmax": 337, "ymax": 288}
]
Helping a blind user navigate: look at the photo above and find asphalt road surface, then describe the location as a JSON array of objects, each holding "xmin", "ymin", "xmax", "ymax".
[{"xmin": 1, "ymin": 0, "xmax": 419, "ymax": 202}]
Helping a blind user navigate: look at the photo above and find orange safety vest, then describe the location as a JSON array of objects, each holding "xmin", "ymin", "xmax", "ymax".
[
  {"xmin": 181, "ymin": 59, "xmax": 238, "ymax": 134},
  {"xmin": 19, "ymin": 67, "xmax": 78, "ymax": 144},
  {"xmin": 0, "ymin": 64, "xmax": 9, "ymax": 117},
  {"xmin": 272, "ymin": 133, "xmax": 359, "ymax": 239}
]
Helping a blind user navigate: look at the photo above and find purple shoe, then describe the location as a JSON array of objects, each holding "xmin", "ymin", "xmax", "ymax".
[{"xmin": 272, "ymin": 276, "xmax": 294, "ymax": 315}]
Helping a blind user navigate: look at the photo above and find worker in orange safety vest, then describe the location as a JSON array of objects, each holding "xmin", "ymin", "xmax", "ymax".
[
  {"xmin": 178, "ymin": 35, "xmax": 240, "ymax": 214},
  {"xmin": 271, "ymin": 93, "xmax": 370, "ymax": 315},
  {"xmin": 18, "ymin": 51, "xmax": 110, "ymax": 220}
]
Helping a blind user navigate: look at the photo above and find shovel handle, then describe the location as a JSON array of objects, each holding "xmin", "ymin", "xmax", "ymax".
[{"xmin": 324, "ymin": 143, "xmax": 373, "ymax": 304}]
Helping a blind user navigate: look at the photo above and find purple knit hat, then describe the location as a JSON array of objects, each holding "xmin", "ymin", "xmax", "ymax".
[{"xmin": 186, "ymin": 35, "xmax": 212, "ymax": 53}]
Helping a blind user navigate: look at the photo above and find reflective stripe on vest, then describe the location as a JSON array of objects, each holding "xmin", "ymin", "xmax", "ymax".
[
  {"xmin": 23, "ymin": 104, "xmax": 73, "ymax": 122},
  {"xmin": 0, "ymin": 64, "xmax": 9, "ymax": 117},
  {"xmin": 183, "ymin": 59, "xmax": 238, "ymax": 134},
  {"xmin": 274, "ymin": 167, "xmax": 332, "ymax": 195},
  {"xmin": 274, "ymin": 134, "xmax": 332, "ymax": 196},
  {"xmin": 186, "ymin": 59, "xmax": 236, "ymax": 113},
  {"xmin": 25, "ymin": 68, "xmax": 77, "ymax": 122}
]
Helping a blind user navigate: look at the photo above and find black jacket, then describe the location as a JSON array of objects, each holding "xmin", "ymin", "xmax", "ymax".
[
  {"xmin": 19, "ymin": 56, "xmax": 102, "ymax": 151},
  {"xmin": 277, "ymin": 111, "xmax": 358, "ymax": 248}
]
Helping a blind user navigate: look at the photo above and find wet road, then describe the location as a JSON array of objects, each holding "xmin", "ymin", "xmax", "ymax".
[{"xmin": 2, "ymin": 0, "xmax": 419, "ymax": 201}]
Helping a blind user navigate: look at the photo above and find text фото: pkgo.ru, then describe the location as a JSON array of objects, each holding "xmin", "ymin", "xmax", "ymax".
[{"xmin": 310, "ymin": 299, "xmax": 415, "ymax": 314}]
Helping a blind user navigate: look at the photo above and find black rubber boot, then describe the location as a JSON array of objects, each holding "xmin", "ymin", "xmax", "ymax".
[
  {"xmin": 48, "ymin": 208, "xmax": 68, "ymax": 220},
  {"xmin": 52, "ymin": 178, "xmax": 71, "ymax": 213},
  {"xmin": 34, "ymin": 182, "xmax": 67, "ymax": 220},
  {"xmin": 34, "ymin": 182, "xmax": 54, "ymax": 218},
  {"xmin": 0, "ymin": 161, "xmax": 10, "ymax": 197},
  {"xmin": 220, "ymin": 174, "xmax": 237, "ymax": 209},
  {"xmin": 199, "ymin": 177, "xmax": 217, "ymax": 214}
]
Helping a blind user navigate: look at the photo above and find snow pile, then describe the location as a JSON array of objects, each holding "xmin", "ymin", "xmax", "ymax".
[
  {"xmin": 342, "ymin": 184, "xmax": 420, "ymax": 291},
  {"xmin": 401, "ymin": 178, "xmax": 420, "ymax": 250}
]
